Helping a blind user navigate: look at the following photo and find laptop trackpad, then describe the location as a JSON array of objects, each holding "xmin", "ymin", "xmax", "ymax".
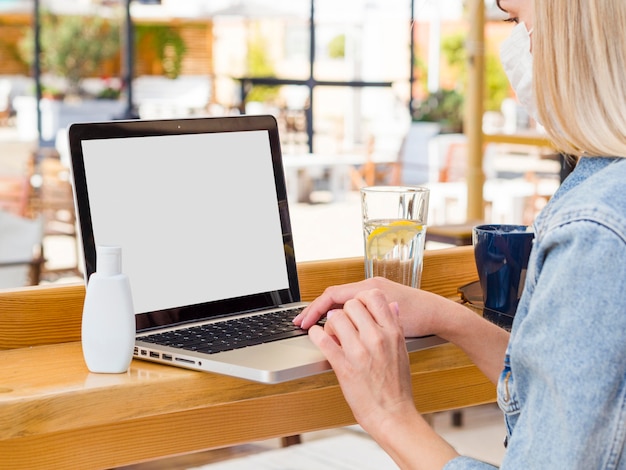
[{"xmin": 220, "ymin": 336, "xmax": 326, "ymax": 367}]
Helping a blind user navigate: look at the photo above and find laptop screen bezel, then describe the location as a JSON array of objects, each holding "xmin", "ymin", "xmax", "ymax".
[{"xmin": 68, "ymin": 115, "xmax": 301, "ymax": 332}]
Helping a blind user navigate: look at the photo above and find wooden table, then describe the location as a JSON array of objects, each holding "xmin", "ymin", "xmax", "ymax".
[
  {"xmin": 0, "ymin": 246, "xmax": 495, "ymax": 469},
  {"xmin": 482, "ymin": 132, "xmax": 553, "ymax": 148}
]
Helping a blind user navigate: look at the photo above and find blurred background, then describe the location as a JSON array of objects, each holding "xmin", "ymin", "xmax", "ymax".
[{"xmin": 0, "ymin": 0, "xmax": 562, "ymax": 287}]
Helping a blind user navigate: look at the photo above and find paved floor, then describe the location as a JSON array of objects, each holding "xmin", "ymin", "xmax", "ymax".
[{"xmin": 290, "ymin": 190, "xmax": 365, "ymax": 262}]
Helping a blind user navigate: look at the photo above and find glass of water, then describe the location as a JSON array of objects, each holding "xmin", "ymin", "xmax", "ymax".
[{"xmin": 361, "ymin": 186, "xmax": 430, "ymax": 288}]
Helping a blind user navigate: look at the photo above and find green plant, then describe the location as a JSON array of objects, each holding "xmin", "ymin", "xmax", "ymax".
[
  {"xmin": 442, "ymin": 32, "xmax": 467, "ymax": 84},
  {"xmin": 412, "ymin": 89, "xmax": 464, "ymax": 133},
  {"xmin": 411, "ymin": 33, "xmax": 465, "ymax": 132},
  {"xmin": 485, "ymin": 53, "xmax": 510, "ymax": 111},
  {"xmin": 441, "ymin": 31, "xmax": 510, "ymax": 112},
  {"xmin": 245, "ymin": 25, "xmax": 280, "ymax": 104},
  {"xmin": 96, "ymin": 78, "xmax": 122, "ymax": 100},
  {"xmin": 328, "ymin": 34, "xmax": 346, "ymax": 59},
  {"xmin": 41, "ymin": 84, "xmax": 64, "ymax": 100},
  {"xmin": 135, "ymin": 24, "xmax": 187, "ymax": 79},
  {"xmin": 19, "ymin": 11, "xmax": 121, "ymax": 96},
  {"xmin": 411, "ymin": 30, "xmax": 511, "ymax": 130}
]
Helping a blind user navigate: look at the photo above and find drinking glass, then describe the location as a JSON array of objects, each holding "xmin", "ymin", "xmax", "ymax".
[{"xmin": 361, "ymin": 186, "xmax": 429, "ymax": 288}]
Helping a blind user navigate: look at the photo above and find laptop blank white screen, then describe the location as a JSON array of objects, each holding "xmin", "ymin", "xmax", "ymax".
[{"xmin": 81, "ymin": 130, "xmax": 289, "ymax": 315}]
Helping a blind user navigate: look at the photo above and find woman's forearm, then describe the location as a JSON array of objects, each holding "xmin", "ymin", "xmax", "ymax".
[{"xmin": 436, "ymin": 300, "xmax": 509, "ymax": 384}]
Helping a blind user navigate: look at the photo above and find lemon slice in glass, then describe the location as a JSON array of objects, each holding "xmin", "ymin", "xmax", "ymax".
[{"xmin": 366, "ymin": 220, "xmax": 423, "ymax": 259}]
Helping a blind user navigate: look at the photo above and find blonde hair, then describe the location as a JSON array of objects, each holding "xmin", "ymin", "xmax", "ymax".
[{"xmin": 533, "ymin": 0, "xmax": 626, "ymax": 157}]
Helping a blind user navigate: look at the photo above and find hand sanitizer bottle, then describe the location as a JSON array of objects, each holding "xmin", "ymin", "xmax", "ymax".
[{"xmin": 81, "ymin": 245, "xmax": 135, "ymax": 373}]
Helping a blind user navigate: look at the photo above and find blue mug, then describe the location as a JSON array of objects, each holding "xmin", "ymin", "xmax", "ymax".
[{"xmin": 473, "ymin": 224, "xmax": 534, "ymax": 329}]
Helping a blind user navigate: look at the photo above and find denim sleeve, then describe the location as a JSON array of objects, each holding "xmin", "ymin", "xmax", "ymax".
[
  {"xmin": 444, "ymin": 456, "xmax": 498, "ymax": 469},
  {"xmin": 503, "ymin": 219, "xmax": 626, "ymax": 468}
]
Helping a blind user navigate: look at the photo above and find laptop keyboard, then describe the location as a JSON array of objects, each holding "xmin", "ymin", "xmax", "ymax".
[{"xmin": 139, "ymin": 307, "xmax": 314, "ymax": 355}]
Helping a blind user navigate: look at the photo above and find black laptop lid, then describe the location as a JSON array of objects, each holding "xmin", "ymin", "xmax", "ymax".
[{"xmin": 68, "ymin": 115, "xmax": 300, "ymax": 332}]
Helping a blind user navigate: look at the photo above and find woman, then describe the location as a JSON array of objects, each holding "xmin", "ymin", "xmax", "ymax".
[{"xmin": 294, "ymin": 0, "xmax": 626, "ymax": 468}]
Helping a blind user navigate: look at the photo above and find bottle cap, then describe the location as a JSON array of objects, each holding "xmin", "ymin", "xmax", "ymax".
[{"xmin": 96, "ymin": 245, "xmax": 122, "ymax": 276}]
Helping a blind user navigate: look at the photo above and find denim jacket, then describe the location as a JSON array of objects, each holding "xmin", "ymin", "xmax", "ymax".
[{"xmin": 446, "ymin": 157, "xmax": 626, "ymax": 469}]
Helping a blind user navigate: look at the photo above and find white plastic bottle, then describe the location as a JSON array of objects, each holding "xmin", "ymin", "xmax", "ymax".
[{"xmin": 81, "ymin": 245, "xmax": 135, "ymax": 373}]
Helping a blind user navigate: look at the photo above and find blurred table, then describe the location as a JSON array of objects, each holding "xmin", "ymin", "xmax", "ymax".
[{"xmin": 283, "ymin": 153, "xmax": 397, "ymax": 202}]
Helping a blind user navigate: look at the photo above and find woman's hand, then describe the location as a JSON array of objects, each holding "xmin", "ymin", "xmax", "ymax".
[
  {"xmin": 294, "ymin": 277, "xmax": 450, "ymax": 338},
  {"xmin": 296, "ymin": 277, "xmax": 511, "ymax": 385},
  {"xmin": 307, "ymin": 288, "xmax": 460, "ymax": 469},
  {"xmin": 307, "ymin": 288, "xmax": 415, "ymax": 431}
]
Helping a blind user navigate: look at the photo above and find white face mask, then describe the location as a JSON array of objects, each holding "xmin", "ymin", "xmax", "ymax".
[{"xmin": 499, "ymin": 22, "xmax": 540, "ymax": 124}]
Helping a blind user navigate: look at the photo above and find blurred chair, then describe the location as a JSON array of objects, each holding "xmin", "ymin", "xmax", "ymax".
[
  {"xmin": 438, "ymin": 141, "xmax": 469, "ymax": 183},
  {"xmin": 0, "ymin": 209, "xmax": 44, "ymax": 288},
  {"xmin": 353, "ymin": 135, "xmax": 402, "ymax": 188},
  {"xmin": 0, "ymin": 78, "xmax": 11, "ymax": 126},
  {"xmin": 32, "ymin": 153, "xmax": 81, "ymax": 280},
  {"xmin": 0, "ymin": 175, "xmax": 31, "ymax": 217}
]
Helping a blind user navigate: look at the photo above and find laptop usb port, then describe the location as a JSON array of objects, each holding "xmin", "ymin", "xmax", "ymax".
[
  {"xmin": 162, "ymin": 354, "xmax": 173, "ymax": 361},
  {"xmin": 149, "ymin": 351, "xmax": 160, "ymax": 358},
  {"xmin": 140, "ymin": 349, "xmax": 147, "ymax": 356}
]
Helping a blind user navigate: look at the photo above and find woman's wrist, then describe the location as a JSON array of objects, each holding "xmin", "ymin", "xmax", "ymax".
[
  {"xmin": 372, "ymin": 405, "xmax": 459, "ymax": 470},
  {"xmin": 433, "ymin": 299, "xmax": 480, "ymax": 343},
  {"xmin": 404, "ymin": 290, "xmax": 472, "ymax": 342}
]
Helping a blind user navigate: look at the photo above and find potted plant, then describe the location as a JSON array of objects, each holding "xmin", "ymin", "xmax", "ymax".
[
  {"xmin": 95, "ymin": 78, "xmax": 122, "ymax": 100},
  {"xmin": 14, "ymin": 11, "xmax": 126, "ymax": 141},
  {"xmin": 411, "ymin": 88, "xmax": 464, "ymax": 134},
  {"xmin": 19, "ymin": 11, "xmax": 121, "ymax": 97}
]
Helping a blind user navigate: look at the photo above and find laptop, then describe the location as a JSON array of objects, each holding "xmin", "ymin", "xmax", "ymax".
[{"xmin": 68, "ymin": 114, "xmax": 446, "ymax": 384}]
